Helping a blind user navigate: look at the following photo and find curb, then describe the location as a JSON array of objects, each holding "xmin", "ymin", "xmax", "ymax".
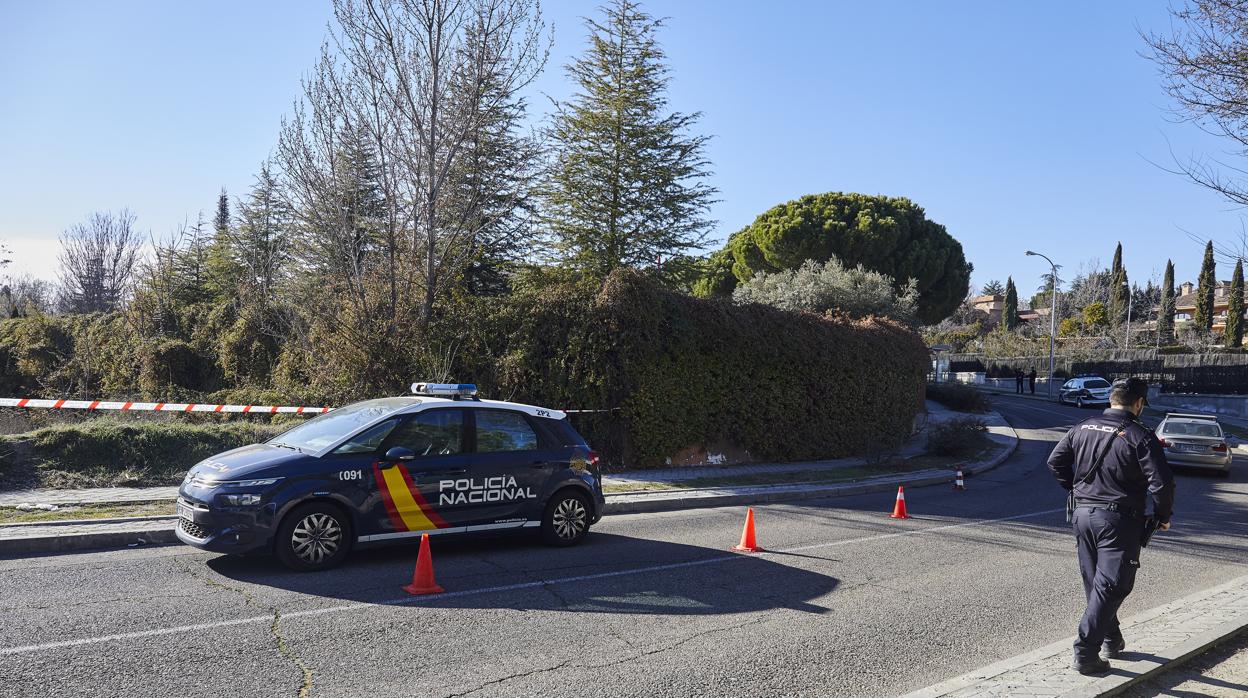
[
  {"xmin": 902, "ymin": 573, "xmax": 1248, "ymax": 698},
  {"xmin": 0, "ymin": 411, "xmax": 1020, "ymax": 557}
]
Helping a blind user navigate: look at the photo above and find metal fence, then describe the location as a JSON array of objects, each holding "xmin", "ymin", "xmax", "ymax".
[{"xmin": 948, "ymin": 351, "xmax": 1248, "ymax": 395}]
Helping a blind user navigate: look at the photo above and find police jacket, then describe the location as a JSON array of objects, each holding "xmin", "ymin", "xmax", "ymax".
[{"xmin": 1047, "ymin": 408, "xmax": 1176, "ymax": 522}]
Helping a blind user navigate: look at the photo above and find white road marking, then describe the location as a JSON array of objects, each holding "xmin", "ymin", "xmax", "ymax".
[{"xmin": 0, "ymin": 507, "xmax": 1066, "ymax": 657}]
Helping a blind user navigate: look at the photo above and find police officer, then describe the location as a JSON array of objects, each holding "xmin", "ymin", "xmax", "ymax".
[{"xmin": 1046, "ymin": 377, "xmax": 1175, "ymax": 675}]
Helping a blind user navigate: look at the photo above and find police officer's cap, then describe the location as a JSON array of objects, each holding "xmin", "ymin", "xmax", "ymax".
[{"xmin": 1111, "ymin": 377, "xmax": 1150, "ymax": 406}]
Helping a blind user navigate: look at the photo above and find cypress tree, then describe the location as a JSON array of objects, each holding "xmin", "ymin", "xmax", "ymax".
[
  {"xmin": 1110, "ymin": 242, "xmax": 1129, "ymax": 323},
  {"xmin": 1159, "ymin": 260, "xmax": 1176, "ymax": 344},
  {"xmin": 1228, "ymin": 260, "xmax": 1245, "ymax": 348},
  {"xmin": 1195, "ymin": 241, "xmax": 1217, "ymax": 331},
  {"xmin": 1002, "ymin": 276, "xmax": 1018, "ymax": 331},
  {"xmin": 543, "ymin": 0, "xmax": 716, "ymax": 284}
]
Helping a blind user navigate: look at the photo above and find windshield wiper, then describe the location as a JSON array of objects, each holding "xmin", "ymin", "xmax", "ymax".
[{"xmin": 270, "ymin": 442, "xmax": 302, "ymax": 452}]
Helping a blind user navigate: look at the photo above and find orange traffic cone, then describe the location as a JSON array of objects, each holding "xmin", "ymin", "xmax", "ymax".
[
  {"xmin": 953, "ymin": 470, "xmax": 966, "ymax": 491},
  {"xmin": 890, "ymin": 486, "xmax": 910, "ymax": 519},
  {"xmin": 732, "ymin": 508, "xmax": 764, "ymax": 552},
  {"xmin": 402, "ymin": 533, "xmax": 445, "ymax": 595}
]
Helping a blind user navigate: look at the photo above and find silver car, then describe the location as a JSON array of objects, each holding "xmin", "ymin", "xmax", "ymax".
[
  {"xmin": 1157, "ymin": 413, "xmax": 1233, "ymax": 476},
  {"xmin": 1058, "ymin": 376, "xmax": 1112, "ymax": 408}
]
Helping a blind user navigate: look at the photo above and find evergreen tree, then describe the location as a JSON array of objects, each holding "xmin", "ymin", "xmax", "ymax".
[
  {"xmin": 1002, "ymin": 276, "xmax": 1019, "ymax": 331},
  {"xmin": 1228, "ymin": 260, "xmax": 1245, "ymax": 348},
  {"xmin": 234, "ymin": 164, "xmax": 292, "ymax": 296},
  {"xmin": 448, "ymin": 12, "xmax": 543, "ymax": 295},
  {"xmin": 542, "ymin": 0, "xmax": 716, "ymax": 284},
  {"xmin": 1159, "ymin": 260, "xmax": 1176, "ymax": 343},
  {"xmin": 980, "ymin": 279, "xmax": 1005, "ymax": 296},
  {"xmin": 1110, "ymin": 241, "xmax": 1129, "ymax": 323},
  {"xmin": 172, "ymin": 212, "xmax": 212, "ymax": 305},
  {"xmin": 206, "ymin": 188, "xmax": 243, "ymax": 299},
  {"xmin": 1195, "ymin": 241, "xmax": 1217, "ymax": 331}
]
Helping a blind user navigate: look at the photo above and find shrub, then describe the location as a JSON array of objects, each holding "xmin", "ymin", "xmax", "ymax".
[
  {"xmin": 926, "ymin": 416, "xmax": 990, "ymax": 457},
  {"xmin": 925, "ymin": 382, "xmax": 990, "ymax": 412},
  {"xmin": 0, "ymin": 419, "xmax": 285, "ymax": 488},
  {"xmin": 732, "ymin": 257, "xmax": 919, "ymax": 324}
]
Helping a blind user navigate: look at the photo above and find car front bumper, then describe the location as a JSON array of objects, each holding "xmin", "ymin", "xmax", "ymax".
[{"xmin": 175, "ymin": 494, "xmax": 277, "ymax": 554}]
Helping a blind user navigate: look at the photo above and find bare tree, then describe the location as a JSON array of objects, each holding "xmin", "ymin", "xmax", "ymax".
[
  {"xmin": 56, "ymin": 210, "xmax": 142, "ymax": 313},
  {"xmin": 329, "ymin": 0, "xmax": 549, "ymax": 321}
]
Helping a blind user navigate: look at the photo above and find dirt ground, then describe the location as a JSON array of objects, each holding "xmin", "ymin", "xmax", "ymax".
[{"xmin": 1121, "ymin": 632, "xmax": 1248, "ymax": 697}]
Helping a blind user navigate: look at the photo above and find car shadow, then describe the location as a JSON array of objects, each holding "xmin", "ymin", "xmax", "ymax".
[{"xmin": 206, "ymin": 531, "xmax": 839, "ymax": 616}]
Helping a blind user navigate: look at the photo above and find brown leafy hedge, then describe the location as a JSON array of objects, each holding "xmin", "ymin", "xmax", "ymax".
[{"xmin": 456, "ymin": 269, "xmax": 930, "ymax": 468}]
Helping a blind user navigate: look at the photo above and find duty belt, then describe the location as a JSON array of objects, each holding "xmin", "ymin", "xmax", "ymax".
[{"xmin": 1075, "ymin": 500, "xmax": 1143, "ymax": 519}]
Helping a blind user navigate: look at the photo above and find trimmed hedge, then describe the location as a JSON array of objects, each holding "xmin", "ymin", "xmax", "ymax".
[
  {"xmin": 456, "ymin": 269, "xmax": 930, "ymax": 467},
  {"xmin": 925, "ymin": 382, "xmax": 990, "ymax": 412}
]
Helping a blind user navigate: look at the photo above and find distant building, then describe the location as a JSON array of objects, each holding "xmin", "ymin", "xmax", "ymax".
[
  {"xmin": 1174, "ymin": 280, "xmax": 1246, "ymax": 332},
  {"xmin": 970, "ymin": 294, "xmax": 1004, "ymax": 323},
  {"xmin": 1017, "ymin": 307, "xmax": 1051, "ymax": 324}
]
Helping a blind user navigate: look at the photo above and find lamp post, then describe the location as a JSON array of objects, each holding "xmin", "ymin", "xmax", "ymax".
[
  {"xmin": 1124, "ymin": 281, "xmax": 1133, "ymax": 349},
  {"xmin": 1026, "ymin": 250, "xmax": 1059, "ymax": 399}
]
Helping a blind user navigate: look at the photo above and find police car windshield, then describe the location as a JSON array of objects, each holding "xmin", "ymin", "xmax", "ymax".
[{"xmin": 270, "ymin": 398, "xmax": 420, "ymax": 452}]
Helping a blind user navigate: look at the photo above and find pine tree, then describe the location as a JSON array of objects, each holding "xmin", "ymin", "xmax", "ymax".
[
  {"xmin": 206, "ymin": 188, "xmax": 243, "ymax": 299},
  {"xmin": 172, "ymin": 212, "xmax": 212, "ymax": 305},
  {"xmin": 1002, "ymin": 276, "xmax": 1018, "ymax": 331},
  {"xmin": 543, "ymin": 0, "xmax": 716, "ymax": 284},
  {"xmin": 980, "ymin": 279, "xmax": 1005, "ymax": 296},
  {"xmin": 235, "ymin": 164, "xmax": 292, "ymax": 296},
  {"xmin": 1159, "ymin": 260, "xmax": 1176, "ymax": 344},
  {"xmin": 448, "ymin": 13, "xmax": 543, "ymax": 295},
  {"xmin": 1228, "ymin": 260, "xmax": 1245, "ymax": 348},
  {"xmin": 1195, "ymin": 241, "xmax": 1217, "ymax": 331}
]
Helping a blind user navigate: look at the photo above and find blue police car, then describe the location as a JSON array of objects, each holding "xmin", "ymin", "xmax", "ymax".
[{"xmin": 175, "ymin": 384, "xmax": 605, "ymax": 571}]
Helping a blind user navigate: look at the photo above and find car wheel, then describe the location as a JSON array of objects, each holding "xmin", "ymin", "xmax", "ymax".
[
  {"xmin": 275, "ymin": 502, "xmax": 353, "ymax": 572},
  {"xmin": 541, "ymin": 490, "xmax": 591, "ymax": 547},
  {"xmin": 1077, "ymin": 397, "xmax": 1085, "ymax": 409}
]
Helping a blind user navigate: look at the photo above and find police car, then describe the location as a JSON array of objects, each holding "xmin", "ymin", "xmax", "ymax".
[
  {"xmin": 1058, "ymin": 376, "xmax": 1113, "ymax": 408},
  {"xmin": 175, "ymin": 384, "xmax": 605, "ymax": 571}
]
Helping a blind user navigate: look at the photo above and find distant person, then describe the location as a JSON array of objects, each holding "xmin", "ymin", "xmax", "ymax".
[
  {"xmin": 1046, "ymin": 378, "xmax": 1175, "ymax": 676},
  {"xmin": 1016, "ymin": 369, "xmax": 1025, "ymax": 394},
  {"xmin": 1029, "ymin": 368, "xmax": 1038, "ymax": 395}
]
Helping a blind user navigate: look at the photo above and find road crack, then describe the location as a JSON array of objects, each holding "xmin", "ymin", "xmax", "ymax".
[{"xmin": 176, "ymin": 561, "xmax": 314, "ymax": 698}]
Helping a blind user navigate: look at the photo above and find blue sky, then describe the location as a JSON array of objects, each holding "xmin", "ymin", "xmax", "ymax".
[{"xmin": 0, "ymin": 1, "xmax": 1242, "ymax": 298}]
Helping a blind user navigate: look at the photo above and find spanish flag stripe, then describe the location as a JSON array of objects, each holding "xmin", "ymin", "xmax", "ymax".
[
  {"xmin": 380, "ymin": 464, "xmax": 439, "ymax": 531},
  {"xmin": 397, "ymin": 464, "xmax": 449, "ymax": 529},
  {"xmin": 373, "ymin": 463, "xmax": 407, "ymax": 532}
]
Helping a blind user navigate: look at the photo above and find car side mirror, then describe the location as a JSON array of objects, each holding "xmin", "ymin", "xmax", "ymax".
[{"xmin": 385, "ymin": 446, "xmax": 416, "ymax": 463}]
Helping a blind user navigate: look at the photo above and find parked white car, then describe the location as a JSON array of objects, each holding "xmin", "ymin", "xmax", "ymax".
[
  {"xmin": 1156, "ymin": 412, "xmax": 1233, "ymax": 476},
  {"xmin": 1057, "ymin": 376, "xmax": 1112, "ymax": 408}
]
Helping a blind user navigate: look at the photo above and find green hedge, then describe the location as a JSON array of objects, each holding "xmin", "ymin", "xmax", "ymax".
[{"xmin": 455, "ymin": 269, "xmax": 930, "ymax": 467}]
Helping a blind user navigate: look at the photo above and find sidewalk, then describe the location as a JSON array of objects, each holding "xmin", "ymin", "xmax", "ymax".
[
  {"xmin": 0, "ymin": 402, "xmax": 1018, "ymax": 554},
  {"xmin": 903, "ymin": 572, "xmax": 1248, "ymax": 698}
]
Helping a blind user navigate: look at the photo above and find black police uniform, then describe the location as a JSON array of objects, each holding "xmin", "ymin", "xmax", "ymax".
[{"xmin": 1047, "ymin": 406, "xmax": 1175, "ymax": 665}]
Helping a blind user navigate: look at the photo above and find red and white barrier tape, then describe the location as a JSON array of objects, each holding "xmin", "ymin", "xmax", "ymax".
[{"xmin": 0, "ymin": 398, "xmax": 331, "ymax": 414}]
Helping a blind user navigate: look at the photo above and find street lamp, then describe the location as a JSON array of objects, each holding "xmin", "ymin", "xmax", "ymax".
[
  {"xmin": 1122, "ymin": 280, "xmax": 1133, "ymax": 349},
  {"xmin": 1026, "ymin": 250, "xmax": 1059, "ymax": 399}
]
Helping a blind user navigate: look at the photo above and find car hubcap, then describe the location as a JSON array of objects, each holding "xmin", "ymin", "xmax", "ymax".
[
  {"xmin": 291, "ymin": 513, "xmax": 342, "ymax": 564},
  {"xmin": 552, "ymin": 498, "xmax": 587, "ymax": 540}
]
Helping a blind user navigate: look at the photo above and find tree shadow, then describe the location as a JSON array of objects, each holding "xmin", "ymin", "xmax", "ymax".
[{"xmin": 207, "ymin": 531, "xmax": 839, "ymax": 616}]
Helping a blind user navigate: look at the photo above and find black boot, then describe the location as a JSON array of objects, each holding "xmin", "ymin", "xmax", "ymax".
[
  {"xmin": 1073, "ymin": 656, "xmax": 1111, "ymax": 675},
  {"xmin": 1102, "ymin": 637, "xmax": 1125, "ymax": 659}
]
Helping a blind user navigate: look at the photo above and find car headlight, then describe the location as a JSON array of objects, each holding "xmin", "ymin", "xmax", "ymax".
[{"xmin": 218, "ymin": 493, "xmax": 264, "ymax": 507}]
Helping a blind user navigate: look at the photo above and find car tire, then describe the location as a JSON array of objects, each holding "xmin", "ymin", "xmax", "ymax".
[
  {"xmin": 1077, "ymin": 397, "xmax": 1085, "ymax": 409},
  {"xmin": 541, "ymin": 489, "xmax": 591, "ymax": 547},
  {"xmin": 275, "ymin": 502, "xmax": 354, "ymax": 572}
]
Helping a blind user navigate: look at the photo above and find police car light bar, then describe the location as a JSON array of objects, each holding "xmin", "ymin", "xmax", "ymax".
[{"xmin": 411, "ymin": 382, "xmax": 479, "ymax": 399}]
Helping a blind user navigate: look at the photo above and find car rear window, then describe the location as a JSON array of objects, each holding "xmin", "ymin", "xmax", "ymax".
[
  {"xmin": 1161, "ymin": 421, "xmax": 1223, "ymax": 438},
  {"xmin": 1084, "ymin": 379, "xmax": 1110, "ymax": 389}
]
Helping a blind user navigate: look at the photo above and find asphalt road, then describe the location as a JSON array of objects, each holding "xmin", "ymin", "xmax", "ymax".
[{"xmin": 2, "ymin": 395, "xmax": 1246, "ymax": 698}]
